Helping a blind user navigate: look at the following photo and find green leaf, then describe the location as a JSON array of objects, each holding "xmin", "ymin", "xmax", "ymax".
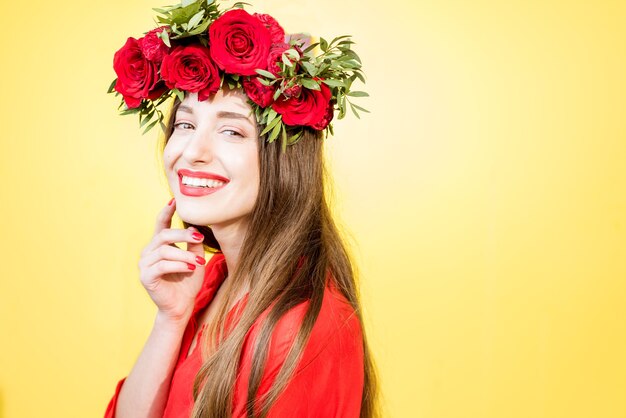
[
  {"xmin": 337, "ymin": 49, "xmax": 361, "ymax": 64},
  {"xmin": 197, "ymin": 36, "xmax": 209, "ymax": 47},
  {"xmin": 120, "ymin": 107, "xmax": 140, "ymax": 115},
  {"xmin": 338, "ymin": 96, "xmax": 346, "ymax": 119},
  {"xmin": 273, "ymin": 88, "xmax": 282, "ymax": 101},
  {"xmin": 284, "ymin": 48, "xmax": 300, "ymax": 60},
  {"xmin": 231, "ymin": 1, "xmax": 252, "ymax": 9},
  {"xmin": 255, "ymin": 69, "xmax": 276, "ymax": 79},
  {"xmin": 350, "ymin": 102, "xmax": 370, "ymax": 113},
  {"xmin": 322, "ymin": 79, "xmax": 345, "ymax": 88},
  {"xmin": 354, "ymin": 71, "xmax": 366, "ymax": 84},
  {"xmin": 160, "ymin": 29, "xmax": 171, "ymax": 47},
  {"xmin": 349, "ymin": 51, "xmax": 363, "ymax": 64},
  {"xmin": 172, "ymin": 88, "xmax": 185, "ymax": 102},
  {"xmin": 154, "ymin": 93, "xmax": 170, "ymax": 107},
  {"xmin": 281, "ymin": 126, "xmax": 287, "ymax": 152},
  {"xmin": 349, "ymin": 102, "xmax": 361, "ymax": 119},
  {"xmin": 107, "ymin": 78, "xmax": 117, "ymax": 94},
  {"xmin": 320, "ymin": 37, "xmax": 328, "ymax": 52},
  {"xmin": 182, "ymin": 0, "xmax": 195, "ymax": 7},
  {"xmin": 268, "ymin": 119, "xmax": 282, "ymax": 142},
  {"xmin": 339, "ymin": 60, "xmax": 360, "ymax": 69},
  {"xmin": 282, "ymin": 53, "xmax": 293, "ymax": 67},
  {"xmin": 302, "ymin": 42, "xmax": 320, "ymax": 54},
  {"xmin": 330, "ymin": 35, "xmax": 352, "ymax": 45},
  {"xmin": 140, "ymin": 114, "xmax": 153, "ymax": 128},
  {"xmin": 266, "ymin": 108, "xmax": 278, "ymax": 127},
  {"xmin": 301, "ymin": 61, "xmax": 317, "ymax": 76},
  {"xmin": 301, "ymin": 78, "xmax": 320, "ymax": 90},
  {"xmin": 187, "ymin": 9, "xmax": 204, "ymax": 29},
  {"xmin": 289, "ymin": 129, "xmax": 303, "ymax": 144},
  {"xmin": 187, "ymin": 17, "xmax": 210, "ymax": 35},
  {"xmin": 261, "ymin": 114, "xmax": 282, "ymax": 136},
  {"xmin": 347, "ymin": 91, "xmax": 369, "ymax": 97},
  {"xmin": 343, "ymin": 77, "xmax": 355, "ymax": 91},
  {"xmin": 142, "ymin": 118, "xmax": 159, "ymax": 135},
  {"xmin": 257, "ymin": 77, "xmax": 272, "ymax": 86}
]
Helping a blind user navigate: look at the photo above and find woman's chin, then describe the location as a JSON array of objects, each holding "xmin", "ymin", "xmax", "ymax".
[{"xmin": 176, "ymin": 210, "xmax": 213, "ymax": 228}]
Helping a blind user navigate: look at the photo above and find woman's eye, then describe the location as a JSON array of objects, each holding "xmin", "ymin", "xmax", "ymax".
[
  {"xmin": 222, "ymin": 129, "xmax": 243, "ymax": 137},
  {"xmin": 174, "ymin": 122, "xmax": 194, "ymax": 130}
]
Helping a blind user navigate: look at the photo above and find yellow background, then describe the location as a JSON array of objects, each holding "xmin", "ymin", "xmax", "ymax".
[{"xmin": 0, "ymin": 0, "xmax": 625, "ymax": 416}]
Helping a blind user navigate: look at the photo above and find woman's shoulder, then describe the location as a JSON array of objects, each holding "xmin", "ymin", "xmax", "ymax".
[
  {"xmin": 233, "ymin": 281, "xmax": 365, "ymax": 416},
  {"xmin": 260, "ymin": 279, "xmax": 362, "ymax": 370}
]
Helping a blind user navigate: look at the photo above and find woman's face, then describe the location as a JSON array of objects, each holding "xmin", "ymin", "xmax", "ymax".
[{"xmin": 163, "ymin": 89, "xmax": 260, "ymax": 229}]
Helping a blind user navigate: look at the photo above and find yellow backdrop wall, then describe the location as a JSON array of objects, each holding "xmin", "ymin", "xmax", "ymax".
[{"xmin": 0, "ymin": 0, "xmax": 625, "ymax": 417}]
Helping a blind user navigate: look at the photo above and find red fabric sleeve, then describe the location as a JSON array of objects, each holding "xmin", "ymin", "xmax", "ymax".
[{"xmin": 104, "ymin": 377, "xmax": 126, "ymax": 418}]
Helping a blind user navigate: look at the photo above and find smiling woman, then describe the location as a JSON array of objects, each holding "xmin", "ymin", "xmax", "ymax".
[{"xmin": 105, "ymin": 1, "xmax": 378, "ymax": 417}]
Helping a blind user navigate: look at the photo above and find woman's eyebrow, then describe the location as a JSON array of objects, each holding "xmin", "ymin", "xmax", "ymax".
[
  {"xmin": 176, "ymin": 106, "xmax": 254, "ymax": 129},
  {"xmin": 216, "ymin": 110, "xmax": 253, "ymax": 122},
  {"xmin": 176, "ymin": 106, "xmax": 252, "ymax": 123},
  {"xmin": 177, "ymin": 104, "xmax": 194, "ymax": 114}
]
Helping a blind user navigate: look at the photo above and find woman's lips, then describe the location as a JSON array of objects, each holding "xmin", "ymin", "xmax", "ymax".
[
  {"xmin": 178, "ymin": 174, "xmax": 228, "ymax": 196},
  {"xmin": 178, "ymin": 168, "xmax": 230, "ymax": 182}
]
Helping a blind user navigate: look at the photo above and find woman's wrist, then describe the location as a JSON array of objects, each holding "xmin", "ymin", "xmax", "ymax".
[{"xmin": 154, "ymin": 310, "xmax": 192, "ymax": 333}]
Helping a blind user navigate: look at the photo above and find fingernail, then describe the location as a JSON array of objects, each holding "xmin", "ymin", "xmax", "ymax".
[
  {"xmin": 192, "ymin": 232, "xmax": 204, "ymax": 241},
  {"xmin": 168, "ymin": 198, "xmax": 175, "ymax": 206},
  {"xmin": 187, "ymin": 263, "xmax": 196, "ymax": 271},
  {"xmin": 196, "ymin": 256, "xmax": 206, "ymax": 265}
]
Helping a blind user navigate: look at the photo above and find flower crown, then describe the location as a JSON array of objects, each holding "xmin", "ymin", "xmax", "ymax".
[{"xmin": 107, "ymin": 0, "xmax": 368, "ymax": 151}]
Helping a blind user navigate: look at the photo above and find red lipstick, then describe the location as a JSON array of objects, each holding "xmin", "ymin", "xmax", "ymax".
[{"xmin": 178, "ymin": 169, "xmax": 229, "ymax": 197}]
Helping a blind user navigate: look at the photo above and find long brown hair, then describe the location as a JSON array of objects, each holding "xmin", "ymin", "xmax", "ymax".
[{"xmin": 158, "ymin": 93, "xmax": 380, "ymax": 418}]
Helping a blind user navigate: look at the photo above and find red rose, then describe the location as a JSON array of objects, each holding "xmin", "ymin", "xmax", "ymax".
[
  {"xmin": 243, "ymin": 76, "xmax": 276, "ymax": 107},
  {"xmin": 209, "ymin": 9, "xmax": 272, "ymax": 76},
  {"xmin": 160, "ymin": 45, "xmax": 221, "ymax": 102},
  {"xmin": 113, "ymin": 37, "xmax": 165, "ymax": 108},
  {"xmin": 311, "ymin": 100, "xmax": 334, "ymax": 130},
  {"xmin": 282, "ymin": 82, "xmax": 302, "ymax": 99},
  {"xmin": 272, "ymin": 83, "xmax": 333, "ymax": 129},
  {"xmin": 254, "ymin": 13, "xmax": 286, "ymax": 44},
  {"xmin": 267, "ymin": 42, "xmax": 290, "ymax": 76},
  {"xmin": 138, "ymin": 26, "xmax": 171, "ymax": 63}
]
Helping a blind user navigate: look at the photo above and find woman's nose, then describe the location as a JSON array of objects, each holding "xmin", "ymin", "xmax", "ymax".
[{"xmin": 182, "ymin": 128, "xmax": 214, "ymax": 163}]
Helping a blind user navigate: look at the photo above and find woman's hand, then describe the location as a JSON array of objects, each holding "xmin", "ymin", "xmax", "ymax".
[{"xmin": 138, "ymin": 198, "xmax": 207, "ymax": 324}]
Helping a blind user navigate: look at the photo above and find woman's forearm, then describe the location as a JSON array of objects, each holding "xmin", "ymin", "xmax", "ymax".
[{"xmin": 114, "ymin": 312, "xmax": 190, "ymax": 418}]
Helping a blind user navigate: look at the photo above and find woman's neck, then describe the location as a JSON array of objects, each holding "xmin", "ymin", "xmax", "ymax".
[{"xmin": 210, "ymin": 219, "xmax": 249, "ymax": 281}]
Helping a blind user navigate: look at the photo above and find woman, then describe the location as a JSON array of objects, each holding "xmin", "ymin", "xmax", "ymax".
[{"xmin": 105, "ymin": 2, "xmax": 378, "ymax": 417}]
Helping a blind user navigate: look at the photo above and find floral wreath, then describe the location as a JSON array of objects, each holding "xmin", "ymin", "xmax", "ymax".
[{"xmin": 107, "ymin": 0, "xmax": 368, "ymax": 151}]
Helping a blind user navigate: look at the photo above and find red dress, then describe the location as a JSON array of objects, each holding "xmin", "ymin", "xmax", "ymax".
[{"xmin": 104, "ymin": 253, "xmax": 364, "ymax": 417}]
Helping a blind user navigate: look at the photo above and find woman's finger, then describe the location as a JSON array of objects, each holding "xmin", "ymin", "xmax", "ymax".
[
  {"xmin": 139, "ymin": 259, "xmax": 197, "ymax": 288},
  {"xmin": 142, "ymin": 243, "xmax": 206, "ymax": 269},
  {"xmin": 154, "ymin": 198, "xmax": 176, "ymax": 235},
  {"xmin": 143, "ymin": 227, "xmax": 204, "ymax": 255}
]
